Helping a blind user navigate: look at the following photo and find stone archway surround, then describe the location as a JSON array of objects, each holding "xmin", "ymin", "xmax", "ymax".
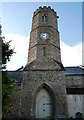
[{"xmin": 32, "ymin": 83, "xmax": 55, "ymax": 118}]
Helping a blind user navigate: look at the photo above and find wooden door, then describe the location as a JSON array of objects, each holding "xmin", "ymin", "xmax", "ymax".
[{"xmin": 35, "ymin": 88, "xmax": 52, "ymax": 118}]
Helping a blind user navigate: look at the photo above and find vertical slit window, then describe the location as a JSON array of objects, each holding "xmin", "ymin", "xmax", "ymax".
[
  {"xmin": 42, "ymin": 14, "xmax": 47, "ymax": 23},
  {"xmin": 43, "ymin": 47, "xmax": 46, "ymax": 56}
]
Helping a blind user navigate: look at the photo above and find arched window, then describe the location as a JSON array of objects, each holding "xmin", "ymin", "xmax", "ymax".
[
  {"xmin": 75, "ymin": 112, "xmax": 82, "ymax": 118},
  {"xmin": 42, "ymin": 14, "xmax": 47, "ymax": 23}
]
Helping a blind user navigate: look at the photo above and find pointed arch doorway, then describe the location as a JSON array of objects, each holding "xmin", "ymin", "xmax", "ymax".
[{"xmin": 35, "ymin": 88, "xmax": 53, "ymax": 118}]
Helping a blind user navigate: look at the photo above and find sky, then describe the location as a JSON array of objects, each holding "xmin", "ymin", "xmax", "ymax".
[{"xmin": 2, "ymin": 2, "xmax": 83, "ymax": 70}]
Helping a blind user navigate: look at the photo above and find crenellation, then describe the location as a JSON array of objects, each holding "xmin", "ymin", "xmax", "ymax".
[
  {"xmin": 33, "ymin": 6, "xmax": 57, "ymax": 17},
  {"xmin": 43, "ymin": 6, "xmax": 47, "ymax": 8},
  {"xmin": 48, "ymin": 6, "xmax": 51, "ymax": 9},
  {"xmin": 39, "ymin": 6, "xmax": 42, "ymax": 9},
  {"xmin": 51, "ymin": 8, "xmax": 54, "ymax": 12}
]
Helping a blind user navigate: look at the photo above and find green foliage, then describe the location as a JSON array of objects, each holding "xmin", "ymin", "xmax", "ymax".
[
  {"xmin": 0, "ymin": 24, "xmax": 16, "ymax": 117},
  {"xmin": 2, "ymin": 39, "xmax": 14, "ymax": 69},
  {"xmin": 0, "ymin": 24, "xmax": 14, "ymax": 69},
  {"xmin": 2, "ymin": 72, "xmax": 15, "ymax": 116}
]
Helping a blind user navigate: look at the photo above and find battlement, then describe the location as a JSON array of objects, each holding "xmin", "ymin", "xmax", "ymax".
[{"xmin": 33, "ymin": 6, "xmax": 58, "ymax": 17}]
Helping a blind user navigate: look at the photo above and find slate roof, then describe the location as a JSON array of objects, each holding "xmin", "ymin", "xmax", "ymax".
[
  {"xmin": 64, "ymin": 66, "xmax": 84, "ymax": 75},
  {"xmin": 8, "ymin": 71, "xmax": 23, "ymax": 83},
  {"xmin": 14, "ymin": 65, "xmax": 84, "ymax": 75},
  {"xmin": 7, "ymin": 66, "xmax": 84, "ymax": 83}
]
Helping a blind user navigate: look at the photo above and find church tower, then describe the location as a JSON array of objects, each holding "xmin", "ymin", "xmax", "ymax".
[{"xmin": 20, "ymin": 6, "xmax": 67, "ymax": 119}]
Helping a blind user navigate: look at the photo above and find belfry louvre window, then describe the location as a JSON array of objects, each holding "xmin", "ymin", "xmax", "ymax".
[{"xmin": 42, "ymin": 14, "xmax": 47, "ymax": 22}]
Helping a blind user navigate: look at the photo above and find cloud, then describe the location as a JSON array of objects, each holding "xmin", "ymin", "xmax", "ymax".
[
  {"xmin": 4, "ymin": 33, "xmax": 29, "ymax": 70},
  {"xmin": 3, "ymin": 33, "xmax": 82, "ymax": 70},
  {"xmin": 60, "ymin": 41, "xmax": 82, "ymax": 67}
]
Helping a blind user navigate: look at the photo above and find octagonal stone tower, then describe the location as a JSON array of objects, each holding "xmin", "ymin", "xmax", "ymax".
[
  {"xmin": 26, "ymin": 6, "xmax": 62, "ymax": 69},
  {"xmin": 20, "ymin": 6, "xmax": 67, "ymax": 119}
]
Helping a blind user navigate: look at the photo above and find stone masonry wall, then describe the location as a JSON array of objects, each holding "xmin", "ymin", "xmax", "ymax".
[
  {"xmin": 20, "ymin": 70, "xmax": 67, "ymax": 118},
  {"xmin": 65, "ymin": 75, "xmax": 84, "ymax": 88},
  {"xmin": 5, "ymin": 72, "xmax": 84, "ymax": 118}
]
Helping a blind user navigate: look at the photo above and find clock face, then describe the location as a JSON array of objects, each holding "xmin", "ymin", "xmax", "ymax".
[{"xmin": 40, "ymin": 33, "xmax": 49, "ymax": 40}]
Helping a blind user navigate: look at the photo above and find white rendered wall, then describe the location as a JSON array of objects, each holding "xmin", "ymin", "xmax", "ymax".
[{"xmin": 67, "ymin": 95, "xmax": 83, "ymax": 118}]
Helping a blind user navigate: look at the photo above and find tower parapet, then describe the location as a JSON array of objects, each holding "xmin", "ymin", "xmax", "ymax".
[{"xmin": 33, "ymin": 6, "xmax": 59, "ymax": 18}]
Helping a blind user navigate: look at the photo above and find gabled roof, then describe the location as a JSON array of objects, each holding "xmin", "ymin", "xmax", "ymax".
[
  {"xmin": 8, "ymin": 65, "xmax": 84, "ymax": 76},
  {"xmin": 15, "ymin": 66, "xmax": 24, "ymax": 71},
  {"xmin": 8, "ymin": 71, "xmax": 23, "ymax": 83},
  {"xmin": 64, "ymin": 66, "xmax": 84, "ymax": 75},
  {"xmin": 7, "ymin": 66, "xmax": 84, "ymax": 83}
]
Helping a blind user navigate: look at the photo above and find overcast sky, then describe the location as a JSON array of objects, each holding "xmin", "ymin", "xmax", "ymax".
[{"xmin": 2, "ymin": 2, "xmax": 82, "ymax": 70}]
